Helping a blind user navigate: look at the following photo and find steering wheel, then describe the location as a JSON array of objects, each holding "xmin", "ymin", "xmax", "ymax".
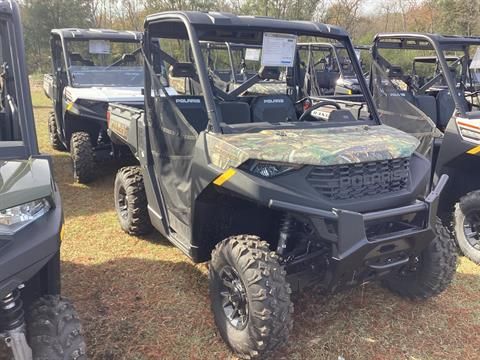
[{"xmin": 299, "ymin": 100, "xmax": 341, "ymax": 122}]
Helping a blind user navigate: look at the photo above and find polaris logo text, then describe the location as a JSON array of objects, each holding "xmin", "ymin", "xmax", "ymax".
[
  {"xmin": 176, "ymin": 99, "xmax": 201, "ymax": 104},
  {"xmin": 264, "ymin": 99, "xmax": 284, "ymax": 104},
  {"xmin": 339, "ymin": 169, "xmax": 408, "ymax": 188}
]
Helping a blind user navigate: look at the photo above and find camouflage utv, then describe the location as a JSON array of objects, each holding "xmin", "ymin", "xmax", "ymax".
[
  {"xmin": 0, "ymin": 1, "xmax": 86, "ymax": 359},
  {"xmin": 107, "ymin": 12, "xmax": 456, "ymax": 359}
]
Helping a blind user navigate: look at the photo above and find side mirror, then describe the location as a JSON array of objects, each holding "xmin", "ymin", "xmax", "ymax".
[
  {"xmin": 258, "ymin": 66, "xmax": 280, "ymax": 80},
  {"xmin": 169, "ymin": 62, "xmax": 196, "ymax": 78}
]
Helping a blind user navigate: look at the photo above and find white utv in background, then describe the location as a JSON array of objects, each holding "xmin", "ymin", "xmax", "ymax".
[{"xmin": 43, "ymin": 28, "xmax": 145, "ymax": 183}]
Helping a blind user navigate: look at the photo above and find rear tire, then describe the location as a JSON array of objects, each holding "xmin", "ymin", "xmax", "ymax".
[
  {"xmin": 27, "ymin": 295, "xmax": 87, "ymax": 360},
  {"xmin": 70, "ymin": 132, "xmax": 95, "ymax": 184},
  {"xmin": 48, "ymin": 112, "xmax": 65, "ymax": 151},
  {"xmin": 382, "ymin": 218, "xmax": 457, "ymax": 300},
  {"xmin": 454, "ymin": 191, "xmax": 480, "ymax": 264},
  {"xmin": 114, "ymin": 166, "xmax": 152, "ymax": 235},
  {"xmin": 209, "ymin": 235, "xmax": 293, "ymax": 359}
]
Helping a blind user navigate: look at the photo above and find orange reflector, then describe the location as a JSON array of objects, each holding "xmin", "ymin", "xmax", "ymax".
[
  {"xmin": 60, "ymin": 224, "xmax": 65, "ymax": 241},
  {"xmin": 467, "ymin": 146, "xmax": 480, "ymax": 155},
  {"xmin": 213, "ymin": 168, "xmax": 236, "ymax": 186}
]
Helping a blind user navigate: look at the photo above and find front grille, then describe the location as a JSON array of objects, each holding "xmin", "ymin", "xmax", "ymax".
[{"xmin": 307, "ymin": 158, "xmax": 410, "ymax": 200}]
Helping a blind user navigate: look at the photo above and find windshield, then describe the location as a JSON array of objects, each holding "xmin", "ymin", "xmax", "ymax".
[
  {"xmin": 373, "ymin": 38, "xmax": 480, "ymax": 115},
  {"xmin": 66, "ymin": 39, "xmax": 143, "ymax": 87},
  {"xmin": 149, "ymin": 24, "xmax": 374, "ymax": 131},
  {"xmin": 369, "ymin": 36, "xmax": 480, "ymax": 157}
]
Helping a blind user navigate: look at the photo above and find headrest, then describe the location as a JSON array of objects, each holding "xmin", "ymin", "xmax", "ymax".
[
  {"xmin": 387, "ymin": 66, "xmax": 404, "ymax": 78},
  {"xmin": 169, "ymin": 62, "xmax": 196, "ymax": 78}
]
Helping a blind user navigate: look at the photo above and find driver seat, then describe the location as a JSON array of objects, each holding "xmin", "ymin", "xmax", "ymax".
[{"xmin": 250, "ymin": 95, "xmax": 297, "ymax": 123}]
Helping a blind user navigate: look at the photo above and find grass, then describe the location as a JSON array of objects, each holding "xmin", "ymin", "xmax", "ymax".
[{"xmin": 30, "ymin": 83, "xmax": 480, "ymax": 360}]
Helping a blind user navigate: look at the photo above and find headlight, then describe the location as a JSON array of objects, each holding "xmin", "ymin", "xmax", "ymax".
[
  {"xmin": 242, "ymin": 161, "xmax": 301, "ymax": 178},
  {"xmin": 0, "ymin": 199, "xmax": 51, "ymax": 235},
  {"xmin": 456, "ymin": 117, "xmax": 480, "ymax": 143}
]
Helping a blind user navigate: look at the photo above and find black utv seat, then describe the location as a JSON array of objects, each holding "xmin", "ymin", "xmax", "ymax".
[
  {"xmin": 250, "ymin": 95, "xmax": 297, "ymax": 123},
  {"xmin": 436, "ymin": 90, "xmax": 456, "ymax": 130},
  {"xmin": 216, "ymin": 101, "xmax": 251, "ymax": 125},
  {"xmin": 415, "ymin": 95, "xmax": 438, "ymax": 124},
  {"xmin": 172, "ymin": 96, "xmax": 209, "ymax": 133}
]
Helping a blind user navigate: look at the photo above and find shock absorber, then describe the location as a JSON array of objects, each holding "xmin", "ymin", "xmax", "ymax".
[
  {"xmin": 277, "ymin": 213, "xmax": 295, "ymax": 256},
  {"xmin": 0, "ymin": 289, "xmax": 32, "ymax": 360},
  {"xmin": 0, "ymin": 290, "xmax": 24, "ymax": 332}
]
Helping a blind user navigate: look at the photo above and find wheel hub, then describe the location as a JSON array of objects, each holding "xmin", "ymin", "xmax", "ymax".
[
  {"xmin": 463, "ymin": 211, "xmax": 480, "ymax": 249},
  {"xmin": 219, "ymin": 265, "xmax": 248, "ymax": 330}
]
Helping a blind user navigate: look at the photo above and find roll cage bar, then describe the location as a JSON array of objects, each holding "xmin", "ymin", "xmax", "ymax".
[
  {"xmin": 373, "ymin": 33, "xmax": 480, "ymax": 115},
  {"xmin": 144, "ymin": 11, "xmax": 378, "ymax": 134}
]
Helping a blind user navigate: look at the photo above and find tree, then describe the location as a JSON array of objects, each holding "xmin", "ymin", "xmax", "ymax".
[{"xmin": 22, "ymin": 0, "xmax": 94, "ymax": 72}]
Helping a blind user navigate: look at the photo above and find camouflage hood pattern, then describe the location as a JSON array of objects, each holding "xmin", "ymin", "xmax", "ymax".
[{"xmin": 207, "ymin": 124, "xmax": 419, "ymax": 170}]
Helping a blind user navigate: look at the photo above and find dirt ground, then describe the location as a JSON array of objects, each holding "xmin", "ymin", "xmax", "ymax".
[{"xmin": 31, "ymin": 82, "xmax": 480, "ymax": 360}]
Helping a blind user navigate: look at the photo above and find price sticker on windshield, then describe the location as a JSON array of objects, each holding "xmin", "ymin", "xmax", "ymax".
[
  {"xmin": 261, "ymin": 33, "xmax": 297, "ymax": 67},
  {"xmin": 89, "ymin": 40, "xmax": 111, "ymax": 54},
  {"xmin": 245, "ymin": 48, "xmax": 261, "ymax": 61}
]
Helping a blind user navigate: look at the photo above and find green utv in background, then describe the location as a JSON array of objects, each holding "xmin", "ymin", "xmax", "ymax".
[
  {"xmin": 0, "ymin": 1, "xmax": 86, "ymax": 359},
  {"xmin": 108, "ymin": 12, "xmax": 456, "ymax": 359},
  {"xmin": 371, "ymin": 33, "xmax": 480, "ymax": 265}
]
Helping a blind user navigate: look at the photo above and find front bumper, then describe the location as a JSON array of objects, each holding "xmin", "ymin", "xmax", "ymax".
[
  {"xmin": 0, "ymin": 189, "xmax": 63, "ymax": 299},
  {"xmin": 269, "ymin": 175, "xmax": 448, "ymax": 291}
]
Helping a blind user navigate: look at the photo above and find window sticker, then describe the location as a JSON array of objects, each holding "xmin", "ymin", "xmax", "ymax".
[
  {"xmin": 89, "ymin": 40, "xmax": 111, "ymax": 54},
  {"xmin": 245, "ymin": 48, "xmax": 261, "ymax": 61},
  {"xmin": 261, "ymin": 33, "xmax": 297, "ymax": 67}
]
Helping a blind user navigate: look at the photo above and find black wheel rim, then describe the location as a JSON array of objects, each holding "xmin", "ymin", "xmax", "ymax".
[
  {"xmin": 117, "ymin": 186, "xmax": 129, "ymax": 220},
  {"xmin": 219, "ymin": 265, "xmax": 248, "ymax": 330},
  {"xmin": 463, "ymin": 211, "xmax": 480, "ymax": 250}
]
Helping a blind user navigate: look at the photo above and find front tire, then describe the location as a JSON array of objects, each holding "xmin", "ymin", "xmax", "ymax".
[
  {"xmin": 114, "ymin": 166, "xmax": 152, "ymax": 235},
  {"xmin": 454, "ymin": 191, "xmax": 480, "ymax": 264},
  {"xmin": 382, "ymin": 218, "xmax": 457, "ymax": 300},
  {"xmin": 48, "ymin": 112, "xmax": 65, "ymax": 151},
  {"xmin": 209, "ymin": 235, "xmax": 293, "ymax": 359},
  {"xmin": 27, "ymin": 295, "xmax": 87, "ymax": 360},
  {"xmin": 70, "ymin": 132, "xmax": 95, "ymax": 184}
]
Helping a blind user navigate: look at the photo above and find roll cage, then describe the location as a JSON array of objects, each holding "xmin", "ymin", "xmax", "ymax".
[
  {"xmin": 143, "ymin": 11, "xmax": 379, "ymax": 134},
  {"xmin": 49, "ymin": 28, "xmax": 143, "ymax": 88},
  {"xmin": 372, "ymin": 33, "xmax": 480, "ymax": 116}
]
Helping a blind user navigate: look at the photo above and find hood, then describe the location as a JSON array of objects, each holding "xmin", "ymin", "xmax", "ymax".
[
  {"xmin": 0, "ymin": 158, "xmax": 53, "ymax": 210},
  {"xmin": 206, "ymin": 124, "xmax": 420, "ymax": 170},
  {"xmin": 66, "ymin": 86, "xmax": 144, "ymax": 104}
]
